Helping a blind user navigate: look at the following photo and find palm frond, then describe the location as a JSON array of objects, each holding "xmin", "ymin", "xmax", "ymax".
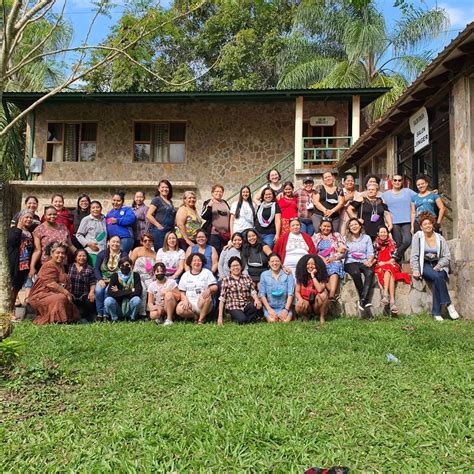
[
  {"xmin": 368, "ymin": 73, "xmax": 408, "ymax": 120},
  {"xmin": 312, "ymin": 60, "xmax": 367, "ymax": 89},
  {"xmin": 392, "ymin": 7, "xmax": 449, "ymax": 54},
  {"xmin": 386, "ymin": 51, "xmax": 433, "ymax": 84},
  {"xmin": 343, "ymin": 7, "xmax": 386, "ymax": 64},
  {"xmin": 277, "ymin": 57, "xmax": 338, "ymax": 89}
]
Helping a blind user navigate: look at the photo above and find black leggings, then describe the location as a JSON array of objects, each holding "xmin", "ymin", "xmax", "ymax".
[
  {"xmin": 228, "ymin": 302, "xmax": 258, "ymax": 324},
  {"xmin": 344, "ymin": 262, "xmax": 374, "ymax": 302}
]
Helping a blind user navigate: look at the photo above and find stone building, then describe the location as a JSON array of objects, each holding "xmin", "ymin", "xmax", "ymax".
[
  {"xmin": 3, "ymin": 89, "xmax": 385, "ymax": 210},
  {"xmin": 338, "ymin": 22, "xmax": 474, "ymax": 319}
]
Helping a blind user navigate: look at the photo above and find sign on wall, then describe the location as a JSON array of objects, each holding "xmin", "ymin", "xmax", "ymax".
[
  {"xmin": 310, "ymin": 116, "xmax": 336, "ymax": 127},
  {"xmin": 409, "ymin": 107, "xmax": 429, "ymax": 153}
]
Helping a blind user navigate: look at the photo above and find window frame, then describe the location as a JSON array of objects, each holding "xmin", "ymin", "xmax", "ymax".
[
  {"xmin": 133, "ymin": 120, "xmax": 187, "ymax": 164},
  {"xmin": 46, "ymin": 121, "xmax": 98, "ymax": 162}
]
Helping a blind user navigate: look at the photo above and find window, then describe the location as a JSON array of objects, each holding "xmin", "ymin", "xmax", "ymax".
[
  {"xmin": 46, "ymin": 122, "xmax": 97, "ymax": 162},
  {"xmin": 134, "ymin": 122, "xmax": 186, "ymax": 163}
]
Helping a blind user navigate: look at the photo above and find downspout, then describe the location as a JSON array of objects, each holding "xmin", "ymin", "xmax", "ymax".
[
  {"xmin": 27, "ymin": 109, "xmax": 35, "ymax": 180},
  {"xmin": 1, "ymin": 97, "xmax": 27, "ymax": 180}
]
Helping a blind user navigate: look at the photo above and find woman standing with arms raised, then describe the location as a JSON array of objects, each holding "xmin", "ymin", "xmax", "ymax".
[{"xmin": 147, "ymin": 180, "xmax": 176, "ymax": 251}]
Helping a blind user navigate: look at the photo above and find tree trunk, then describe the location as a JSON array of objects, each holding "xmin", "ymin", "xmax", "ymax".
[{"xmin": 0, "ymin": 180, "xmax": 21, "ymax": 313}]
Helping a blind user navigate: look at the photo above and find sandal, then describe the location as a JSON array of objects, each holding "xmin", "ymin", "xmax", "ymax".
[{"xmin": 390, "ymin": 304, "xmax": 399, "ymax": 314}]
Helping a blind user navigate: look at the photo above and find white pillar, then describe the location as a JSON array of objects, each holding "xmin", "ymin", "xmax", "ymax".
[
  {"xmin": 294, "ymin": 96, "xmax": 304, "ymax": 170},
  {"xmin": 352, "ymin": 95, "xmax": 361, "ymax": 142}
]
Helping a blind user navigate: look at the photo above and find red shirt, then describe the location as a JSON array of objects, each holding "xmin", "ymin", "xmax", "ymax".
[{"xmin": 277, "ymin": 196, "xmax": 298, "ymax": 219}]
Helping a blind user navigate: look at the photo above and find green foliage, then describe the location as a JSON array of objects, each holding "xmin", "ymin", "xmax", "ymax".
[
  {"xmin": 0, "ymin": 339, "xmax": 22, "ymax": 372},
  {"xmin": 85, "ymin": 0, "xmax": 298, "ymax": 92},
  {"xmin": 279, "ymin": 0, "xmax": 450, "ymax": 120},
  {"xmin": 1, "ymin": 317, "xmax": 473, "ymax": 471}
]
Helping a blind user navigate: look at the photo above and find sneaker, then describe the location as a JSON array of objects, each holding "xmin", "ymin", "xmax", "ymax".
[
  {"xmin": 447, "ymin": 304, "xmax": 459, "ymax": 320},
  {"xmin": 163, "ymin": 319, "xmax": 174, "ymax": 326},
  {"xmin": 390, "ymin": 304, "xmax": 399, "ymax": 314},
  {"xmin": 434, "ymin": 315, "xmax": 444, "ymax": 321},
  {"xmin": 364, "ymin": 301, "xmax": 373, "ymax": 308},
  {"xmin": 357, "ymin": 300, "xmax": 365, "ymax": 311},
  {"xmin": 154, "ymin": 318, "xmax": 164, "ymax": 325}
]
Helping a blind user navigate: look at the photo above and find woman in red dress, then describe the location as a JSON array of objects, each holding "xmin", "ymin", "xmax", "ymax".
[{"xmin": 374, "ymin": 226, "xmax": 411, "ymax": 314}]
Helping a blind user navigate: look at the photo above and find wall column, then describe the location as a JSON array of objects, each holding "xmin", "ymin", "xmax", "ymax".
[
  {"xmin": 352, "ymin": 95, "xmax": 361, "ymax": 142},
  {"xmin": 449, "ymin": 75, "xmax": 474, "ymax": 319},
  {"xmin": 294, "ymin": 96, "xmax": 304, "ymax": 170}
]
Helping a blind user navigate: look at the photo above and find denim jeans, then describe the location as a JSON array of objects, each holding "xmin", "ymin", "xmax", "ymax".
[
  {"xmin": 150, "ymin": 227, "xmax": 168, "ymax": 252},
  {"xmin": 422, "ymin": 262, "xmax": 451, "ymax": 316},
  {"xmin": 299, "ymin": 218, "xmax": 315, "ymax": 237},
  {"xmin": 260, "ymin": 233, "xmax": 275, "ymax": 249},
  {"xmin": 95, "ymin": 284, "xmax": 108, "ymax": 316},
  {"xmin": 120, "ymin": 237, "xmax": 135, "ymax": 254},
  {"xmin": 104, "ymin": 296, "xmax": 141, "ymax": 321},
  {"xmin": 391, "ymin": 223, "xmax": 412, "ymax": 261}
]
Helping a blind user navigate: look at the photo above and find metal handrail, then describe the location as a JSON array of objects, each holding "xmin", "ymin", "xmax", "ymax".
[
  {"xmin": 226, "ymin": 150, "xmax": 294, "ymax": 202},
  {"xmin": 302, "ymin": 136, "xmax": 352, "ymax": 165}
]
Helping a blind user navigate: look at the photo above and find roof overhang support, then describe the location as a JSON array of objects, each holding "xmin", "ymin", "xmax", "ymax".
[
  {"xmin": 352, "ymin": 95, "xmax": 361, "ymax": 142},
  {"xmin": 294, "ymin": 96, "xmax": 304, "ymax": 171}
]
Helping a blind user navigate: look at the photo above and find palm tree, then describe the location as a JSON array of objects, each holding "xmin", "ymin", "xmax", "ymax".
[{"xmin": 278, "ymin": 0, "xmax": 449, "ymax": 120}]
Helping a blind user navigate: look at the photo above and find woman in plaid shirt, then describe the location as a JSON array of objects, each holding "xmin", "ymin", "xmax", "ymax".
[
  {"xmin": 68, "ymin": 249, "xmax": 96, "ymax": 322},
  {"xmin": 217, "ymin": 256, "xmax": 262, "ymax": 326}
]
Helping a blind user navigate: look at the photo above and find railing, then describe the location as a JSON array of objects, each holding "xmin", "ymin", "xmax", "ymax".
[
  {"xmin": 226, "ymin": 150, "xmax": 294, "ymax": 202},
  {"xmin": 302, "ymin": 136, "xmax": 352, "ymax": 167}
]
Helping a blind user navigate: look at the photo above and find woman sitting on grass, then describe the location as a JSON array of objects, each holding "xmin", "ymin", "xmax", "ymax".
[
  {"xmin": 104, "ymin": 257, "xmax": 142, "ymax": 322},
  {"xmin": 177, "ymin": 253, "xmax": 218, "ymax": 324},
  {"xmin": 410, "ymin": 212, "xmax": 459, "ymax": 321},
  {"xmin": 68, "ymin": 249, "xmax": 96, "ymax": 323},
  {"xmin": 147, "ymin": 263, "xmax": 180, "ymax": 326},
  {"xmin": 373, "ymin": 226, "xmax": 411, "ymax": 315},
  {"xmin": 294, "ymin": 254, "xmax": 329, "ymax": 324},
  {"xmin": 259, "ymin": 253, "xmax": 295, "ymax": 323},
  {"xmin": 217, "ymin": 256, "xmax": 262, "ymax": 326},
  {"xmin": 28, "ymin": 242, "xmax": 80, "ymax": 325},
  {"xmin": 94, "ymin": 236, "xmax": 127, "ymax": 322}
]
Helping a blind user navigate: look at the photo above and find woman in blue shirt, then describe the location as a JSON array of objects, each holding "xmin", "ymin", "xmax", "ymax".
[
  {"xmin": 259, "ymin": 253, "xmax": 295, "ymax": 323},
  {"xmin": 411, "ymin": 174, "xmax": 445, "ymax": 233},
  {"xmin": 105, "ymin": 191, "xmax": 136, "ymax": 253}
]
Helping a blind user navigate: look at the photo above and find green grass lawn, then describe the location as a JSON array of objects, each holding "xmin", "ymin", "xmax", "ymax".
[{"xmin": 1, "ymin": 316, "xmax": 473, "ymax": 472}]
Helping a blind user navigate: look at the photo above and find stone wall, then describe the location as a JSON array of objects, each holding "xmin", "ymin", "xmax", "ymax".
[{"xmin": 26, "ymin": 99, "xmax": 348, "ymax": 208}]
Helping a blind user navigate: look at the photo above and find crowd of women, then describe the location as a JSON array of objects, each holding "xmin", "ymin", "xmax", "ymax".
[{"xmin": 7, "ymin": 171, "xmax": 460, "ymax": 326}]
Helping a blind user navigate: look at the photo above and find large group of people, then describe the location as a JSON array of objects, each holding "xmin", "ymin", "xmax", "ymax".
[{"xmin": 7, "ymin": 172, "xmax": 460, "ymax": 326}]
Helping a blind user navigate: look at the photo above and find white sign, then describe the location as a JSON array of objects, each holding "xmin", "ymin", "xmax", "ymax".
[
  {"xmin": 409, "ymin": 107, "xmax": 429, "ymax": 153},
  {"xmin": 310, "ymin": 116, "xmax": 335, "ymax": 127}
]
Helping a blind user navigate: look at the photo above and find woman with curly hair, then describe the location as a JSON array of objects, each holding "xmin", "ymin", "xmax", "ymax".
[
  {"xmin": 410, "ymin": 212, "xmax": 459, "ymax": 321},
  {"xmin": 294, "ymin": 254, "xmax": 329, "ymax": 324}
]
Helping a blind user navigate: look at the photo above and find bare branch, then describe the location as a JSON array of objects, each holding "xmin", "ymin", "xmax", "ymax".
[
  {"xmin": 1, "ymin": 0, "xmax": 211, "ymax": 137},
  {"xmin": 7, "ymin": 0, "xmax": 67, "ymax": 77}
]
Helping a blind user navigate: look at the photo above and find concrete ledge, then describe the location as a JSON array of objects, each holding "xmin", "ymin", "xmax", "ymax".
[{"xmin": 9, "ymin": 180, "xmax": 197, "ymax": 188}]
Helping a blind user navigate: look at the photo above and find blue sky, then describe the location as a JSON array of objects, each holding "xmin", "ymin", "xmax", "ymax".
[{"xmin": 60, "ymin": 0, "xmax": 474, "ymax": 82}]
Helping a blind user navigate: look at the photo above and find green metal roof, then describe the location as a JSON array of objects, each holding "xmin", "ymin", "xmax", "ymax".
[{"xmin": 3, "ymin": 88, "xmax": 389, "ymax": 109}]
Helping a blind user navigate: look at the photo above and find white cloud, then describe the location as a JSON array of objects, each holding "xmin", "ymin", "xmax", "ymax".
[{"xmin": 440, "ymin": 3, "xmax": 474, "ymax": 28}]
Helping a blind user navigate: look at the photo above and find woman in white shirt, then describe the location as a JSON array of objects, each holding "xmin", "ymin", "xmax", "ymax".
[
  {"xmin": 230, "ymin": 186, "xmax": 255, "ymax": 235},
  {"xmin": 155, "ymin": 231, "xmax": 185, "ymax": 281}
]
